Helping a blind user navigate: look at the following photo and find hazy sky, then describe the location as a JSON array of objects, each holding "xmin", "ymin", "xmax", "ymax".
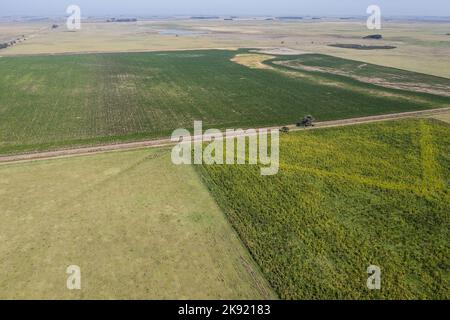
[{"xmin": 1, "ymin": 0, "xmax": 450, "ymax": 17}]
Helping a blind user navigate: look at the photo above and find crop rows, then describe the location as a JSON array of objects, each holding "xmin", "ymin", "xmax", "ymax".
[{"xmin": 1, "ymin": 50, "xmax": 449, "ymax": 154}]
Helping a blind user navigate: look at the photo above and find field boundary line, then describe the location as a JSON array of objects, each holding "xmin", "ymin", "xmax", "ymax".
[{"xmin": 0, "ymin": 107, "xmax": 449, "ymax": 164}]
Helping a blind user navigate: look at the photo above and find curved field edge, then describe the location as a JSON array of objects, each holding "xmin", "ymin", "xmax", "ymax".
[
  {"xmin": 197, "ymin": 118, "xmax": 450, "ymax": 299},
  {"xmin": 263, "ymin": 52, "xmax": 450, "ymax": 98},
  {"xmin": 1, "ymin": 49, "xmax": 450, "ymax": 156},
  {"xmin": 263, "ymin": 53, "xmax": 450, "ymax": 103}
]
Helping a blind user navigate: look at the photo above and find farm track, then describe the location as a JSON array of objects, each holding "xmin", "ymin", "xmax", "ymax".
[{"xmin": 0, "ymin": 107, "xmax": 449, "ymax": 164}]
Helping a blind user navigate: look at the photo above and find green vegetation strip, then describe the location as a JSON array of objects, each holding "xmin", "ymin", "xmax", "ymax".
[
  {"xmin": 198, "ymin": 119, "xmax": 450, "ymax": 299},
  {"xmin": 272, "ymin": 53, "xmax": 450, "ymax": 97}
]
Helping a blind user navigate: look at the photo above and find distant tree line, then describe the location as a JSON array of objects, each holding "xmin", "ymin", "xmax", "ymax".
[
  {"xmin": 277, "ymin": 17, "xmax": 304, "ymax": 20},
  {"xmin": 363, "ymin": 34, "xmax": 383, "ymax": 39},
  {"xmin": 106, "ymin": 18, "xmax": 137, "ymax": 23},
  {"xmin": 0, "ymin": 35, "xmax": 26, "ymax": 50},
  {"xmin": 190, "ymin": 16, "xmax": 220, "ymax": 20}
]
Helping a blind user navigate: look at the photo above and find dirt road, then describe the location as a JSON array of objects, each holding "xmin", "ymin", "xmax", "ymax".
[{"xmin": 1, "ymin": 107, "xmax": 449, "ymax": 164}]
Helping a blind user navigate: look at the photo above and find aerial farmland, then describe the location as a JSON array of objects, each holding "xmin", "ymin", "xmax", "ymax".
[{"xmin": 0, "ymin": 0, "xmax": 449, "ymax": 306}]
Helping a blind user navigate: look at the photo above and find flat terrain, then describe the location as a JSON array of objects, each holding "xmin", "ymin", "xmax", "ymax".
[
  {"xmin": 0, "ymin": 148, "xmax": 274, "ymax": 299},
  {"xmin": 199, "ymin": 119, "xmax": 450, "ymax": 299},
  {"xmin": 1, "ymin": 107, "xmax": 448, "ymax": 164},
  {"xmin": 431, "ymin": 110, "xmax": 450, "ymax": 123},
  {"xmin": 1, "ymin": 49, "xmax": 449, "ymax": 155},
  {"xmin": 0, "ymin": 22, "xmax": 47, "ymax": 43},
  {"xmin": 274, "ymin": 54, "xmax": 450, "ymax": 97},
  {"xmin": 2, "ymin": 19, "xmax": 449, "ymax": 78},
  {"xmin": 1, "ymin": 17, "xmax": 449, "ymax": 301}
]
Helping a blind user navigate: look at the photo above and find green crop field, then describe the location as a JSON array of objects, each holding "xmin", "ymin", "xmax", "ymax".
[
  {"xmin": 273, "ymin": 53, "xmax": 450, "ymax": 97},
  {"xmin": 1, "ymin": 49, "xmax": 449, "ymax": 155},
  {"xmin": 0, "ymin": 148, "xmax": 275, "ymax": 299},
  {"xmin": 275, "ymin": 54, "xmax": 450, "ymax": 87},
  {"xmin": 198, "ymin": 119, "xmax": 450, "ymax": 299}
]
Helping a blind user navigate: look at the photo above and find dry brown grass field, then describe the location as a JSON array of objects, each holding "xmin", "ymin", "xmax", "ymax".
[
  {"xmin": 431, "ymin": 110, "xmax": 450, "ymax": 123},
  {"xmin": 0, "ymin": 148, "xmax": 275, "ymax": 299},
  {"xmin": 1, "ymin": 18, "xmax": 449, "ymax": 78}
]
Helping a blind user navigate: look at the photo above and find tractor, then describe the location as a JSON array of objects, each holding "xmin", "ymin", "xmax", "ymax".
[
  {"xmin": 297, "ymin": 115, "xmax": 315, "ymax": 128},
  {"xmin": 280, "ymin": 126, "xmax": 290, "ymax": 134}
]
